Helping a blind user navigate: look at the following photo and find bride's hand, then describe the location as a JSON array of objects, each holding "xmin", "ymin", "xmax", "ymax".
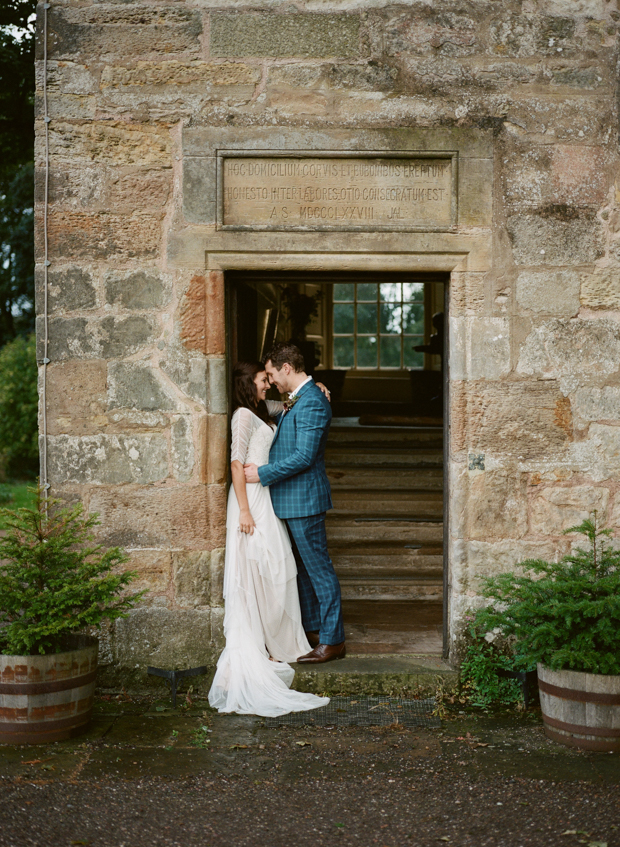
[
  {"xmin": 316, "ymin": 382, "xmax": 332, "ymax": 403},
  {"xmin": 239, "ymin": 508, "xmax": 255, "ymax": 535}
]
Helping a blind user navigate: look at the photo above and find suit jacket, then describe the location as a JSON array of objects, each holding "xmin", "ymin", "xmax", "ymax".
[{"xmin": 258, "ymin": 379, "xmax": 333, "ymax": 519}]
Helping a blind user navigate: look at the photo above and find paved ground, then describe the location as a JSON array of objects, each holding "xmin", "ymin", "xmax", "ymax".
[{"xmin": 0, "ymin": 696, "xmax": 619, "ymax": 847}]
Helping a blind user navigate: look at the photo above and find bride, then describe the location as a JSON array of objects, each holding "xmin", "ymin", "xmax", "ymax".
[{"xmin": 208, "ymin": 361, "xmax": 330, "ymax": 716}]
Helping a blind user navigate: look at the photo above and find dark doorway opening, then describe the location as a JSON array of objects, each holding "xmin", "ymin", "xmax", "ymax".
[{"xmin": 227, "ymin": 270, "xmax": 449, "ymax": 655}]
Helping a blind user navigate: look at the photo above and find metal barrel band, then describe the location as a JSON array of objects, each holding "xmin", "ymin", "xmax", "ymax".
[
  {"xmin": 543, "ymin": 713, "xmax": 620, "ymax": 739},
  {"xmin": 0, "ymin": 669, "xmax": 97, "ymax": 696},
  {"xmin": 0, "ymin": 710, "xmax": 93, "ymax": 734},
  {"xmin": 544, "ymin": 725, "xmax": 620, "ymax": 753},
  {"xmin": 538, "ymin": 678, "xmax": 620, "ymax": 706}
]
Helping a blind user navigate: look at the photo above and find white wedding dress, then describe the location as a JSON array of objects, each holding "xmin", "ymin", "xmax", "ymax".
[{"xmin": 208, "ymin": 402, "xmax": 330, "ymax": 717}]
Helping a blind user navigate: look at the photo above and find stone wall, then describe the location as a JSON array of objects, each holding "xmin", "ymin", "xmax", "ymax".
[{"xmin": 35, "ymin": 0, "xmax": 620, "ymax": 676}]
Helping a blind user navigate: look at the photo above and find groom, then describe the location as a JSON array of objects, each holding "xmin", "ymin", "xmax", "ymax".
[{"xmin": 243, "ymin": 342, "xmax": 346, "ymax": 663}]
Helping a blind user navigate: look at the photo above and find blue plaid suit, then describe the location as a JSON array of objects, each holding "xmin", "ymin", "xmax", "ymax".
[{"xmin": 258, "ymin": 380, "xmax": 344, "ymax": 646}]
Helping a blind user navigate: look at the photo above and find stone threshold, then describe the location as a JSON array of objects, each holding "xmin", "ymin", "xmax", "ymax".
[{"xmin": 290, "ymin": 654, "xmax": 456, "ymax": 698}]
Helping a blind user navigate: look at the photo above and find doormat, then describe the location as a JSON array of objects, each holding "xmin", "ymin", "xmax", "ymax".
[{"xmin": 264, "ymin": 697, "xmax": 440, "ymax": 728}]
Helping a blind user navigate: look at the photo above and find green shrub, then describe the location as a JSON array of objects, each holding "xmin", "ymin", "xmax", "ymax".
[
  {"xmin": 0, "ymin": 492, "xmax": 145, "ymax": 656},
  {"xmin": 478, "ymin": 514, "xmax": 620, "ymax": 675},
  {"xmin": 0, "ymin": 333, "xmax": 38, "ymax": 475},
  {"xmin": 458, "ymin": 613, "xmax": 523, "ymax": 709}
]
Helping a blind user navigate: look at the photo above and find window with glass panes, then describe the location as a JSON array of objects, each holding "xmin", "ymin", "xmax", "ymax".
[{"xmin": 332, "ymin": 282, "xmax": 425, "ymax": 369}]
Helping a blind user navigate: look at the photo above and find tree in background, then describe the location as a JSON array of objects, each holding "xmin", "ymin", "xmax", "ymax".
[
  {"xmin": 0, "ymin": 0, "xmax": 36, "ymax": 346},
  {"xmin": 0, "ymin": 333, "xmax": 38, "ymax": 477}
]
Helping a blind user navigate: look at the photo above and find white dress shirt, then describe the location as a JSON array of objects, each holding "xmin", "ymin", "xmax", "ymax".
[{"xmin": 289, "ymin": 375, "xmax": 313, "ymax": 399}]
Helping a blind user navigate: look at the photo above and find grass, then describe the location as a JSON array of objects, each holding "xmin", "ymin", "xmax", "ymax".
[{"xmin": 0, "ymin": 481, "xmax": 38, "ymax": 527}]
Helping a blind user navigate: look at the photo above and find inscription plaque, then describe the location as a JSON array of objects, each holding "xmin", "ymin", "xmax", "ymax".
[{"xmin": 218, "ymin": 152, "xmax": 456, "ymax": 231}]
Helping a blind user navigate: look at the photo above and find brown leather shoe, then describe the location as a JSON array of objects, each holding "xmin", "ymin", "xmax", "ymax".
[
  {"xmin": 306, "ymin": 630, "xmax": 320, "ymax": 648},
  {"xmin": 297, "ymin": 642, "xmax": 346, "ymax": 664}
]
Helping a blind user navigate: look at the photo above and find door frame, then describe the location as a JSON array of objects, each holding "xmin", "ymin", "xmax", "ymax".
[{"xmin": 222, "ymin": 260, "xmax": 452, "ymax": 656}]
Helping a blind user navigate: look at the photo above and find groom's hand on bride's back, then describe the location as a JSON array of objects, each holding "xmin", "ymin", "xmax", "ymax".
[{"xmin": 244, "ymin": 463, "xmax": 260, "ymax": 484}]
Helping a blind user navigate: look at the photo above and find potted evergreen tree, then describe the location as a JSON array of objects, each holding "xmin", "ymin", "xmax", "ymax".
[
  {"xmin": 0, "ymin": 493, "xmax": 144, "ymax": 744},
  {"xmin": 477, "ymin": 514, "xmax": 620, "ymax": 752}
]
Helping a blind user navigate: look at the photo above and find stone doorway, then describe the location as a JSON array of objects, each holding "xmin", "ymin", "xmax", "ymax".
[{"xmin": 227, "ymin": 270, "xmax": 449, "ymax": 656}]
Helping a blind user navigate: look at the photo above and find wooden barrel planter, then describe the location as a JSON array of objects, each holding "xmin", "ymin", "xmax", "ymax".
[
  {"xmin": 0, "ymin": 635, "xmax": 98, "ymax": 744},
  {"xmin": 538, "ymin": 664, "xmax": 620, "ymax": 753}
]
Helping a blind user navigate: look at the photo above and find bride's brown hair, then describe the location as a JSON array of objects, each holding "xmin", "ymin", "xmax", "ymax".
[{"xmin": 232, "ymin": 361, "xmax": 275, "ymax": 428}]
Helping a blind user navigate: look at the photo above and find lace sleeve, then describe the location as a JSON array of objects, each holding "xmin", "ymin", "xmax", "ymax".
[
  {"xmin": 266, "ymin": 399, "xmax": 285, "ymax": 416},
  {"xmin": 230, "ymin": 408, "xmax": 254, "ymax": 463}
]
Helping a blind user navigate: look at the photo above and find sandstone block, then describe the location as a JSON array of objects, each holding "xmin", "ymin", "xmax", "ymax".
[
  {"xmin": 36, "ymin": 60, "xmax": 97, "ymax": 95},
  {"xmin": 35, "ymin": 265, "xmax": 97, "ymax": 314},
  {"xmin": 543, "ymin": 0, "xmax": 610, "ymax": 14},
  {"xmin": 45, "ymin": 360, "xmax": 107, "ymax": 436},
  {"xmin": 326, "ymin": 62, "xmax": 398, "ymax": 92},
  {"xmin": 36, "ymin": 93, "xmax": 95, "ymax": 121},
  {"xmin": 39, "ymin": 315, "xmax": 156, "ymax": 362},
  {"xmin": 267, "ymin": 65, "xmax": 325, "ymax": 89},
  {"xmin": 458, "ymin": 158, "xmax": 493, "ymax": 227},
  {"xmin": 100, "ymin": 316, "xmax": 158, "ymax": 360},
  {"xmin": 35, "ymin": 165, "xmax": 106, "ymax": 209},
  {"xmin": 183, "ymin": 159, "xmax": 216, "ymax": 225},
  {"xmin": 105, "ymin": 270, "xmax": 169, "ymax": 311},
  {"xmin": 111, "ymin": 608, "xmax": 211, "ymax": 670},
  {"xmin": 450, "ymin": 273, "xmax": 486, "ymax": 317},
  {"xmin": 507, "ymin": 212, "xmax": 603, "ymax": 266},
  {"xmin": 108, "ymin": 363, "xmax": 179, "ymax": 412},
  {"xmin": 467, "ymin": 470, "xmax": 528, "ymax": 540},
  {"xmin": 573, "ymin": 386, "xmax": 620, "ymax": 422},
  {"xmin": 101, "ymin": 61, "xmax": 260, "ymax": 89},
  {"xmin": 208, "ymin": 358, "xmax": 228, "ymax": 416},
  {"xmin": 516, "ymin": 270, "xmax": 580, "ymax": 316},
  {"xmin": 449, "ymin": 317, "xmax": 511, "ymax": 380},
  {"xmin": 466, "ymin": 380, "xmax": 573, "ymax": 460},
  {"xmin": 580, "ymin": 270, "xmax": 620, "ymax": 310},
  {"xmin": 47, "ymin": 122, "xmax": 172, "ymax": 167},
  {"xmin": 181, "ymin": 275, "xmax": 207, "ymax": 354},
  {"xmin": 43, "ymin": 210, "xmax": 162, "ymax": 261},
  {"xmin": 205, "ymin": 414, "xmax": 228, "ymax": 485},
  {"xmin": 126, "ymin": 550, "xmax": 172, "ymax": 599},
  {"xmin": 48, "ymin": 434, "xmax": 169, "ymax": 485},
  {"xmin": 489, "ymin": 15, "xmax": 575, "ymax": 59},
  {"xmin": 517, "ymin": 319, "xmax": 620, "ymax": 379},
  {"xmin": 106, "ymin": 171, "xmax": 172, "ymax": 211},
  {"xmin": 210, "ymin": 13, "xmax": 360, "ymax": 59},
  {"xmin": 161, "ymin": 345, "xmax": 208, "ymax": 407},
  {"xmin": 44, "ymin": 6, "xmax": 202, "ymax": 61},
  {"xmin": 210, "ymin": 548, "xmax": 225, "ymax": 607},
  {"xmin": 89, "ymin": 484, "xmax": 226, "ymax": 550},
  {"xmin": 550, "ymin": 67, "xmax": 605, "ymax": 89},
  {"xmin": 172, "ymin": 551, "xmax": 211, "ymax": 608},
  {"xmin": 569, "ymin": 424, "xmax": 620, "ymax": 483},
  {"xmin": 206, "ymin": 272, "xmax": 225, "ymax": 357},
  {"xmin": 529, "ymin": 485, "xmax": 610, "ymax": 535},
  {"xmin": 550, "ymin": 145, "xmax": 609, "ymax": 207},
  {"xmin": 384, "ymin": 10, "xmax": 478, "ymax": 57},
  {"xmin": 171, "ymin": 416, "xmax": 195, "ymax": 482},
  {"xmin": 453, "ymin": 539, "xmax": 566, "ymax": 594}
]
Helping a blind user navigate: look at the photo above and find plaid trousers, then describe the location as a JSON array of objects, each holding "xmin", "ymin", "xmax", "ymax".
[{"xmin": 287, "ymin": 513, "xmax": 345, "ymax": 646}]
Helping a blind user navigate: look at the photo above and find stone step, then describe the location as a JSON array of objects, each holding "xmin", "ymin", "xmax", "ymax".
[
  {"xmin": 326, "ymin": 517, "xmax": 444, "ymax": 544},
  {"xmin": 290, "ymin": 654, "xmax": 455, "ymax": 698},
  {"xmin": 331, "ymin": 490, "xmax": 443, "ymax": 518},
  {"xmin": 331, "ymin": 545, "xmax": 443, "ymax": 578},
  {"xmin": 328, "ymin": 424, "xmax": 443, "ymax": 446},
  {"xmin": 325, "ymin": 448, "xmax": 443, "ymax": 468},
  {"xmin": 327, "ymin": 466, "xmax": 443, "ymax": 491},
  {"xmin": 339, "ymin": 577, "xmax": 443, "ymax": 602}
]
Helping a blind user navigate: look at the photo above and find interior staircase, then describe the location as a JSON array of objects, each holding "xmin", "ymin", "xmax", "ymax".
[{"xmin": 325, "ymin": 418, "xmax": 444, "ymax": 655}]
